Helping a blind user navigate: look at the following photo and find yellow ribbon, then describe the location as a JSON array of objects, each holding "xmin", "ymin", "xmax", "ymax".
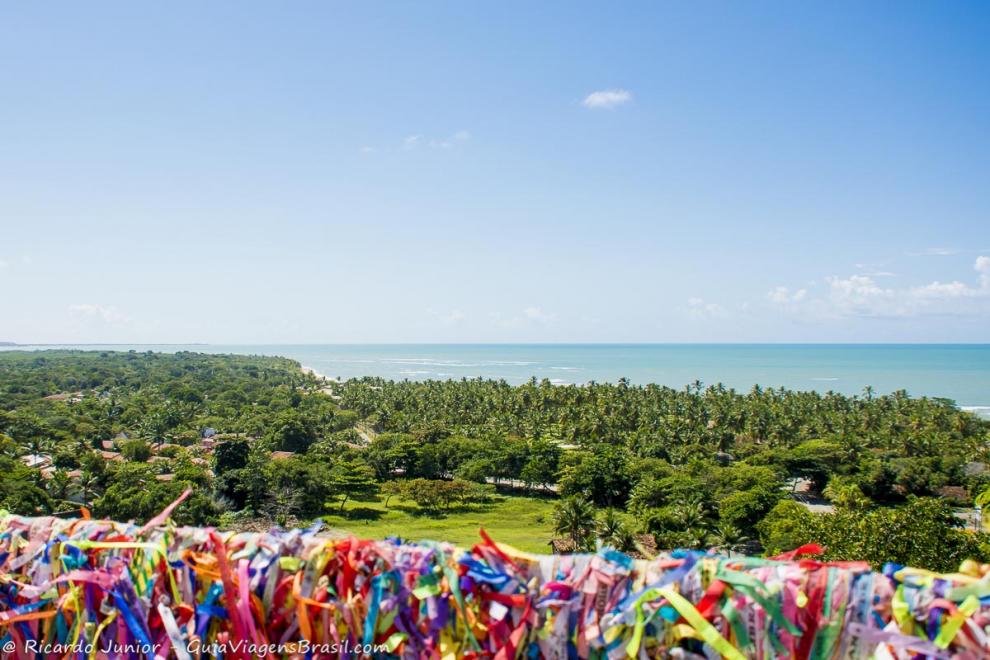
[
  {"xmin": 935, "ymin": 595, "xmax": 980, "ymax": 649},
  {"xmin": 624, "ymin": 586, "xmax": 744, "ymax": 660}
]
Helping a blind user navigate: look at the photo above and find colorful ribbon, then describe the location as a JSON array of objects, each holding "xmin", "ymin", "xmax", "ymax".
[{"xmin": 1, "ymin": 507, "xmax": 988, "ymax": 658}]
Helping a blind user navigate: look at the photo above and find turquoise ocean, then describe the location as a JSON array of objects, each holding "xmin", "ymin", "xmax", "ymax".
[{"xmin": 4, "ymin": 344, "xmax": 989, "ymax": 416}]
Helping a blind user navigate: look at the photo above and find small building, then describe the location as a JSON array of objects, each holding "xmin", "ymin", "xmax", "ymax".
[
  {"xmin": 101, "ymin": 440, "xmax": 115, "ymax": 451},
  {"xmin": 155, "ymin": 473, "xmax": 176, "ymax": 482},
  {"xmin": 99, "ymin": 450, "xmax": 123, "ymax": 462},
  {"xmin": 270, "ymin": 451, "xmax": 296, "ymax": 461},
  {"xmin": 964, "ymin": 462, "xmax": 988, "ymax": 477},
  {"xmin": 21, "ymin": 454, "xmax": 52, "ymax": 469}
]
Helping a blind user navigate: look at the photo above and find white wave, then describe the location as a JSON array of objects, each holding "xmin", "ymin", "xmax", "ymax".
[
  {"xmin": 484, "ymin": 360, "xmax": 538, "ymax": 366},
  {"xmin": 384, "ymin": 358, "xmax": 537, "ymax": 368},
  {"xmin": 551, "ymin": 366, "xmax": 580, "ymax": 371},
  {"xmin": 961, "ymin": 406, "xmax": 990, "ymax": 419},
  {"xmin": 810, "ymin": 377, "xmax": 840, "ymax": 381},
  {"xmin": 386, "ymin": 358, "xmax": 483, "ymax": 367}
]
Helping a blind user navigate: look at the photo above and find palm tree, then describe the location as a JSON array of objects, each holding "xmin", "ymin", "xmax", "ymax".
[
  {"xmin": 709, "ymin": 522, "xmax": 749, "ymax": 556},
  {"xmin": 552, "ymin": 497, "xmax": 595, "ymax": 550},
  {"xmin": 46, "ymin": 469, "xmax": 73, "ymax": 507},
  {"xmin": 78, "ymin": 472, "xmax": 101, "ymax": 507},
  {"xmin": 18, "ymin": 429, "xmax": 52, "ymax": 462},
  {"xmin": 674, "ymin": 499, "xmax": 707, "ymax": 531},
  {"xmin": 597, "ymin": 509, "xmax": 637, "ymax": 553},
  {"xmin": 597, "ymin": 508, "xmax": 624, "ymax": 542}
]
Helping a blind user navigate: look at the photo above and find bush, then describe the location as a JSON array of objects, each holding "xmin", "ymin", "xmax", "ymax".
[
  {"xmin": 119, "ymin": 439, "xmax": 152, "ymax": 462},
  {"xmin": 758, "ymin": 497, "xmax": 989, "ymax": 571}
]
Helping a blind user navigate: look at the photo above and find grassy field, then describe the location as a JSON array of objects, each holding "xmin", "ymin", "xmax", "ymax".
[{"xmin": 317, "ymin": 494, "xmax": 557, "ymax": 553}]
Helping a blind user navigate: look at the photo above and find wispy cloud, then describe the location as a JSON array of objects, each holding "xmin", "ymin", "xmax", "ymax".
[
  {"xmin": 582, "ymin": 88, "xmax": 632, "ymax": 109},
  {"xmin": 400, "ymin": 130, "xmax": 470, "ymax": 152},
  {"xmin": 768, "ymin": 256, "xmax": 990, "ymax": 319},
  {"xmin": 906, "ymin": 247, "xmax": 959, "ymax": 257},
  {"xmin": 687, "ymin": 297, "xmax": 728, "ymax": 320},
  {"xmin": 767, "ymin": 287, "xmax": 807, "ymax": 305},
  {"xmin": 429, "ymin": 308, "xmax": 465, "ymax": 325},
  {"xmin": 492, "ymin": 306, "xmax": 558, "ymax": 329},
  {"xmin": 68, "ymin": 304, "xmax": 132, "ymax": 325},
  {"xmin": 523, "ymin": 306, "xmax": 556, "ymax": 324},
  {"xmin": 854, "ymin": 263, "xmax": 896, "ymax": 277},
  {"xmin": 0, "ymin": 255, "xmax": 31, "ymax": 269}
]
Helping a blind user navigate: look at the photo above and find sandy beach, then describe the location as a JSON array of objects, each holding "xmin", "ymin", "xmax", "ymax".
[
  {"xmin": 301, "ymin": 364, "xmax": 343, "ymax": 401},
  {"xmin": 300, "ymin": 364, "xmax": 339, "ymax": 383}
]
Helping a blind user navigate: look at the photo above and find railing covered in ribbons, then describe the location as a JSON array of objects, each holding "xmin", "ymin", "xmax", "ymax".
[{"xmin": 0, "ymin": 502, "xmax": 986, "ymax": 658}]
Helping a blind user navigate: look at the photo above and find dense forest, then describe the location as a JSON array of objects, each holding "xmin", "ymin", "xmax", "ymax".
[{"xmin": 1, "ymin": 351, "xmax": 988, "ymax": 571}]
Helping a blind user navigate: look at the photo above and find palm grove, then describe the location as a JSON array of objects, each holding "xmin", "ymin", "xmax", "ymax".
[{"xmin": 1, "ymin": 351, "xmax": 988, "ymax": 571}]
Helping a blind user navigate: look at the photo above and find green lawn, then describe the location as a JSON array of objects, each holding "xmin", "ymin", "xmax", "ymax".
[{"xmin": 317, "ymin": 494, "xmax": 557, "ymax": 554}]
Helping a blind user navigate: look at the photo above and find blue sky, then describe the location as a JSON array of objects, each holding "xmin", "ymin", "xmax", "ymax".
[{"xmin": 1, "ymin": 2, "xmax": 988, "ymax": 343}]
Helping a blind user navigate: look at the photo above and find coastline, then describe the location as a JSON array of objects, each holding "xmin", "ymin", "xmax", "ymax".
[
  {"xmin": 297, "ymin": 361, "xmax": 990, "ymax": 420},
  {"xmin": 3, "ymin": 344, "xmax": 987, "ymax": 405},
  {"xmin": 962, "ymin": 406, "xmax": 990, "ymax": 421},
  {"xmin": 301, "ymin": 364, "xmax": 343, "ymax": 401}
]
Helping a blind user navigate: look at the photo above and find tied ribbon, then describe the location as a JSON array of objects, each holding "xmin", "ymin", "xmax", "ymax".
[{"xmin": 1, "ymin": 495, "xmax": 989, "ymax": 660}]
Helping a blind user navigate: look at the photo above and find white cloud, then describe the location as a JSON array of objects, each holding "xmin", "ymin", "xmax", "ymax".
[
  {"xmin": 769, "ymin": 256, "xmax": 990, "ymax": 319},
  {"xmin": 854, "ymin": 263, "xmax": 896, "ymax": 278},
  {"xmin": 687, "ymin": 297, "xmax": 728, "ymax": 320},
  {"xmin": 523, "ymin": 306, "xmax": 556, "ymax": 324},
  {"xmin": 907, "ymin": 247, "xmax": 959, "ymax": 257},
  {"xmin": 824, "ymin": 275, "xmax": 899, "ymax": 316},
  {"xmin": 68, "ymin": 304, "xmax": 132, "ymax": 325},
  {"xmin": 429, "ymin": 130, "xmax": 471, "ymax": 150},
  {"xmin": 911, "ymin": 280, "xmax": 972, "ymax": 299},
  {"xmin": 439, "ymin": 309, "xmax": 465, "ymax": 325},
  {"xmin": 492, "ymin": 307, "xmax": 558, "ymax": 329},
  {"xmin": 767, "ymin": 287, "xmax": 807, "ymax": 304},
  {"xmin": 977, "ymin": 255, "xmax": 990, "ymax": 288},
  {"xmin": 399, "ymin": 130, "xmax": 470, "ymax": 151},
  {"xmin": 582, "ymin": 89, "xmax": 632, "ymax": 109},
  {"xmin": 0, "ymin": 255, "xmax": 31, "ymax": 269}
]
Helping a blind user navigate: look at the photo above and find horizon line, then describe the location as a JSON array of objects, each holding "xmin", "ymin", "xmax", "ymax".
[{"xmin": 5, "ymin": 341, "xmax": 990, "ymax": 347}]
